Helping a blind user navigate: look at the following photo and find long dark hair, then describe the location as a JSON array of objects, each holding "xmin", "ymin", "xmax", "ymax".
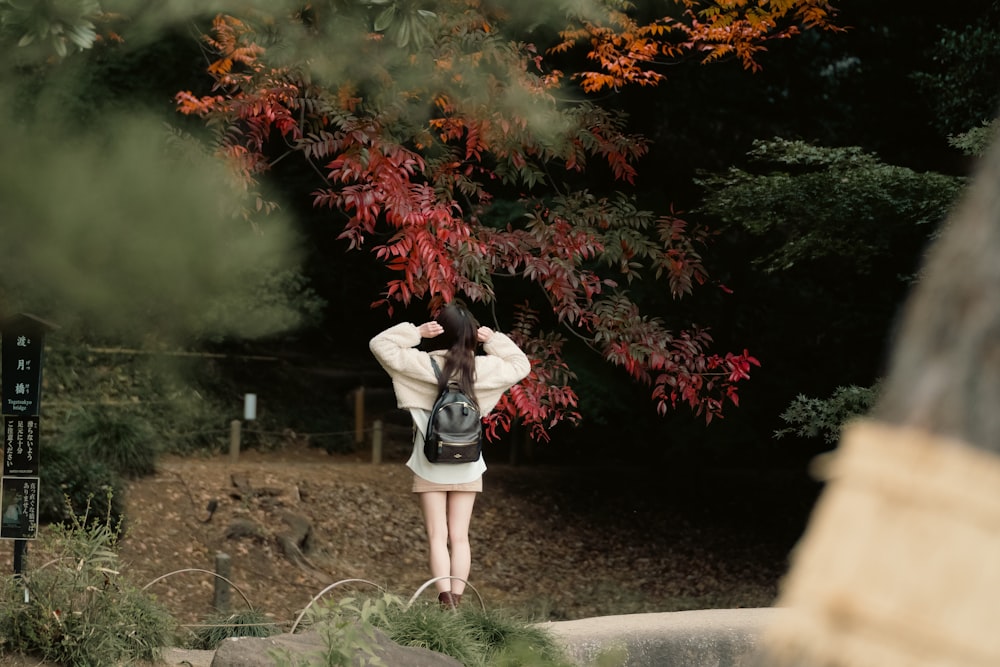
[{"xmin": 428, "ymin": 301, "xmax": 479, "ymax": 403}]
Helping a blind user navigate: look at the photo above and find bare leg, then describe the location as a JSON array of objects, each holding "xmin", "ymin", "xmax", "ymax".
[
  {"xmin": 418, "ymin": 491, "xmax": 451, "ymax": 594},
  {"xmin": 446, "ymin": 491, "xmax": 477, "ymax": 596}
]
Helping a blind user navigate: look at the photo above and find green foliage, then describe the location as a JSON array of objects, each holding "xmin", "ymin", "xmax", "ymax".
[
  {"xmin": 0, "ymin": 2, "xmax": 328, "ymax": 358},
  {"xmin": 301, "ymin": 593, "xmax": 576, "ymax": 667},
  {"xmin": 198, "ymin": 267, "xmax": 327, "ymax": 344},
  {"xmin": 0, "ymin": 0, "xmax": 101, "ymax": 59},
  {"xmin": 42, "ymin": 338, "xmax": 356, "ymax": 458},
  {"xmin": 912, "ymin": 6, "xmax": 1000, "ymax": 137},
  {"xmin": 288, "ymin": 621, "xmax": 385, "ymax": 667},
  {"xmin": 377, "ymin": 602, "xmax": 484, "ymax": 666},
  {"xmin": 776, "ymin": 383, "xmax": 880, "ymax": 444},
  {"xmin": 60, "ymin": 405, "xmax": 158, "ymax": 479},
  {"xmin": 463, "ymin": 607, "xmax": 575, "ymax": 667},
  {"xmin": 949, "ymin": 120, "xmax": 1000, "ymax": 158},
  {"xmin": 189, "ymin": 609, "xmax": 281, "ymax": 650},
  {"xmin": 181, "ymin": 350, "xmax": 359, "ymax": 455},
  {"xmin": 696, "ymin": 138, "xmax": 964, "ymax": 275},
  {"xmin": 43, "ymin": 341, "xmax": 231, "ymax": 455},
  {"xmin": 0, "ymin": 81, "xmax": 311, "ymax": 347},
  {"xmin": 0, "ymin": 504, "xmax": 174, "ymax": 666},
  {"xmin": 693, "ymin": 138, "xmax": 965, "ymax": 444},
  {"xmin": 38, "ymin": 442, "xmax": 124, "ymax": 529},
  {"xmin": 279, "ymin": 595, "xmax": 389, "ymax": 667},
  {"xmin": 368, "ymin": 0, "xmax": 438, "ymax": 50}
]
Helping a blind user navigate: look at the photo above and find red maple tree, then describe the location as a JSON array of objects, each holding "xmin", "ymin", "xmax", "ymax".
[{"xmin": 173, "ymin": 2, "xmax": 834, "ymax": 439}]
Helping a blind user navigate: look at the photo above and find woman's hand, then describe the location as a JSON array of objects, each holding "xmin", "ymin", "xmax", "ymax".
[
  {"xmin": 477, "ymin": 326, "xmax": 494, "ymax": 343},
  {"xmin": 418, "ymin": 321, "xmax": 444, "ymax": 338}
]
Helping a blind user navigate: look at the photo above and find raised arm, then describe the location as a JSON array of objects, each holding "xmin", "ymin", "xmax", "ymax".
[
  {"xmin": 369, "ymin": 322, "xmax": 436, "ymax": 383},
  {"xmin": 476, "ymin": 331, "xmax": 531, "ymax": 391}
]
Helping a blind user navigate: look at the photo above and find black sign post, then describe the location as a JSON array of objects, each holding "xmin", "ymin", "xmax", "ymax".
[{"xmin": 1, "ymin": 314, "xmax": 56, "ymax": 576}]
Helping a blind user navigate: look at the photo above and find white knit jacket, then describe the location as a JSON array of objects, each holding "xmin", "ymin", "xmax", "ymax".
[{"xmin": 369, "ymin": 322, "xmax": 531, "ymax": 414}]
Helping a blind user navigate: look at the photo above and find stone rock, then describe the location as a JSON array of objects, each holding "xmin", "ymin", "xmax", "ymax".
[
  {"xmin": 210, "ymin": 626, "xmax": 463, "ymax": 667},
  {"xmin": 224, "ymin": 517, "xmax": 267, "ymax": 541},
  {"xmin": 277, "ymin": 510, "xmax": 314, "ymax": 553}
]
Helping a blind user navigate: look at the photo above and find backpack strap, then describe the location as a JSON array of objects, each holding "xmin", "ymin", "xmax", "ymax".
[
  {"xmin": 429, "ymin": 356, "xmax": 475, "ymax": 405},
  {"xmin": 430, "ymin": 356, "xmax": 457, "ymax": 393}
]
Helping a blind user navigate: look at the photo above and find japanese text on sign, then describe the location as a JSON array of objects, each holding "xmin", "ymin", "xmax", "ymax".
[{"xmin": 3, "ymin": 417, "xmax": 38, "ymax": 476}]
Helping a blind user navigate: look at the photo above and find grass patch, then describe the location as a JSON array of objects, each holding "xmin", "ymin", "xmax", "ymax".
[
  {"xmin": 0, "ymin": 503, "xmax": 174, "ymax": 666},
  {"xmin": 187, "ymin": 609, "xmax": 281, "ymax": 650},
  {"xmin": 302, "ymin": 593, "xmax": 576, "ymax": 667},
  {"xmin": 463, "ymin": 606, "xmax": 576, "ymax": 667},
  {"xmin": 37, "ymin": 443, "xmax": 125, "ymax": 528},
  {"xmin": 60, "ymin": 405, "xmax": 158, "ymax": 479}
]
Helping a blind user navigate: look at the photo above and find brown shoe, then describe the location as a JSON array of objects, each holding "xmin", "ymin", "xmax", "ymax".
[{"xmin": 438, "ymin": 591, "xmax": 460, "ymax": 608}]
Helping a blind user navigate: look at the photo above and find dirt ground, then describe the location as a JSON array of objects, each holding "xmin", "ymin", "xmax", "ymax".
[
  {"xmin": 126, "ymin": 443, "xmax": 816, "ymax": 627},
  {"xmin": 3, "ymin": 440, "xmax": 817, "ymax": 650}
]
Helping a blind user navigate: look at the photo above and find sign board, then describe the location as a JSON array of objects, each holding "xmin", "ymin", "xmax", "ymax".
[
  {"xmin": 244, "ymin": 393, "xmax": 257, "ymax": 421},
  {"xmin": 1, "ymin": 329, "xmax": 44, "ymax": 416},
  {"xmin": 1, "ymin": 476, "xmax": 38, "ymax": 540},
  {"xmin": 4, "ymin": 416, "xmax": 39, "ymax": 476},
  {"xmin": 0, "ymin": 314, "xmax": 53, "ymax": 546}
]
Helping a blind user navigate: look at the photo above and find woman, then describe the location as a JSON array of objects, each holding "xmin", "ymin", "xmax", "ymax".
[{"xmin": 369, "ymin": 302, "xmax": 531, "ymax": 607}]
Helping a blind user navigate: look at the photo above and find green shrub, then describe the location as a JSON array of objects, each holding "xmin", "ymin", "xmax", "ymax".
[
  {"xmin": 278, "ymin": 595, "xmax": 390, "ymax": 667},
  {"xmin": 463, "ymin": 607, "xmax": 576, "ymax": 667},
  {"xmin": 380, "ymin": 601, "xmax": 484, "ymax": 665},
  {"xmin": 60, "ymin": 406, "xmax": 158, "ymax": 478},
  {"xmin": 188, "ymin": 609, "xmax": 281, "ymax": 650},
  {"xmin": 43, "ymin": 338, "xmax": 356, "ymax": 458},
  {"xmin": 303, "ymin": 593, "xmax": 575, "ymax": 667},
  {"xmin": 38, "ymin": 441, "xmax": 124, "ymax": 528},
  {"xmin": 775, "ymin": 383, "xmax": 880, "ymax": 444},
  {"xmin": 0, "ymin": 507, "xmax": 174, "ymax": 666}
]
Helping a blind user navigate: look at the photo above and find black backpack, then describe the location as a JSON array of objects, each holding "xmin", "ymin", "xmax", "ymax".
[{"xmin": 423, "ymin": 357, "xmax": 483, "ymax": 464}]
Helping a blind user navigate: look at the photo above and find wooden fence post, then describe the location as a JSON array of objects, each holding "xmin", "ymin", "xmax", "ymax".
[
  {"xmin": 213, "ymin": 552, "xmax": 231, "ymax": 612},
  {"xmin": 229, "ymin": 419, "xmax": 241, "ymax": 462},
  {"xmin": 372, "ymin": 420, "xmax": 383, "ymax": 464},
  {"xmin": 354, "ymin": 386, "xmax": 365, "ymax": 445}
]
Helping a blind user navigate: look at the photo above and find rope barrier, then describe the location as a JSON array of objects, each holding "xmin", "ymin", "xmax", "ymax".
[
  {"xmin": 83, "ymin": 346, "xmax": 280, "ymax": 362},
  {"xmin": 177, "ymin": 620, "xmax": 288, "ymax": 630},
  {"xmin": 142, "ymin": 568, "xmax": 255, "ymax": 612},
  {"xmin": 40, "ymin": 423, "xmax": 402, "ymax": 440},
  {"xmin": 151, "ymin": 424, "xmax": 410, "ymax": 441}
]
